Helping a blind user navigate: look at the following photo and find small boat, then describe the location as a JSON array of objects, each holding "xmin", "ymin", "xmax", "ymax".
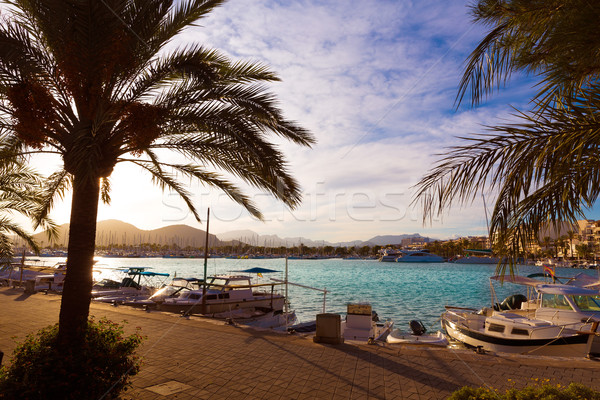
[
  {"xmin": 341, "ymin": 303, "xmax": 394, "ymax": 343},
  {"xmin": 395, "ymin": 249, "xmax": 444, "ymax": 263},
  {"xmin": 387, "ymin": 320, "xmax": 449, "ymax": 346},
  {"xmin": 92, "ymin": 267, "xmax": 170, "ymax": 302},
  {"xmin": 441, "ymin": 275, "xmax": 600, "ymax": 357},
  {"xmin": 451, "ymin": 249, "xmax": 500, "ymax": 264}
]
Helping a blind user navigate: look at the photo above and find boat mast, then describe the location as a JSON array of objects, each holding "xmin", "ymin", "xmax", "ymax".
[
  {"xmin": 482, "ymin": 194, "xmax": 491, "ymax": 248},
  {"xmin": 201, "ymin": 208, "xmax": 210, "ymax": 314}
]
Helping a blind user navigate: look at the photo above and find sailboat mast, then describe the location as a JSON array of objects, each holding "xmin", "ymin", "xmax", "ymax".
[
  {"xmin": 482, "ymin": 194, "xmax": 491, "ymax": 248},
  {"xmin": 202, "ymin": 208, "xmax": 210, "ymax": 314}
]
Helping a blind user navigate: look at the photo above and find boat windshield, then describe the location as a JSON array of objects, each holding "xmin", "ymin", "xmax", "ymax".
[
  {"xmin": 541, "ymin": 294, "xmax": 573, "ymax": 310},
  {"xmin": 572, "ymin": 295, "xmax": 600, "ymax": 312},
  {"xmin": 206, "ymin": 278, "xmax": 228, "ymax": 290}
]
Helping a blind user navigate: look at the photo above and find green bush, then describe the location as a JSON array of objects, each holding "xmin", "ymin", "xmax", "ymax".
[
  {"xmin": 0, "ymin": 317, "xmax": 144, "ymax": 400},
  {"xmin": 449, "ymin": 383, "xmax": 600, "ymax": 400}
]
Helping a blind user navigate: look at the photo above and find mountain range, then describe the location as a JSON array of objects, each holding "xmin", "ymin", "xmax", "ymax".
[
  {"xmin": 33, "ymin": 219, "xmax": 221, "ymax": 248},
  {"xmin": 33, "ymin": 220, "xmax": 433, "ymax": 248},
  {"xmin": 216, "ymin": 230, "xmax": 431, "ymax": 247}
]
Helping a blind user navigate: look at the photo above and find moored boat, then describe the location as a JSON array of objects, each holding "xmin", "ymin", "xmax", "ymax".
[
  {"xmin": 155, "ymin": 275, "xmax": 287, "ymax": 316},
  {"xmin": 387, "ymin": 320, "xmax": 449, "ymax": 346},
  {"xmin": 92, "ymin": 267, "xmax": 170, "ymax": 302},
  {"xmin": 378, "ymin": 248, "xmax": 402, "ymax": 262},
  {"xmin": 341, "ymin": 303, "xmax": 394, "ymax": 343},
  {"xmin": 441, "ymin": 275, "xmax": 600, "ymax": 357}
]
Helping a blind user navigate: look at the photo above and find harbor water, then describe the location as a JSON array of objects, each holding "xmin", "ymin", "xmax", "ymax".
[{"xmin": 32, "ymin": 257, "xmax": 599, "ymax": 331}]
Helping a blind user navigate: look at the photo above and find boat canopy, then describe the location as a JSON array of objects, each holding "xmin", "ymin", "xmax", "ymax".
[
  {"xmin": 535, "ymin": 284, "xmax": 600, "ymax": 296},
  {"xmin": 489, "ymin": 275, "xmax": 540, "ymax": 287},
  {"xmin": 234, "ymin": 267, "xmax": 279, "ymax": 274},
  {"xmin": 134, "ymin": 271, "xmax": 170, "ymax": 277}
]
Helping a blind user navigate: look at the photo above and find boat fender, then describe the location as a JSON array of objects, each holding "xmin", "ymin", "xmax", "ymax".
[{"xmin": 409, "ymin": 320, "xmax": 427, "ymax": 336}]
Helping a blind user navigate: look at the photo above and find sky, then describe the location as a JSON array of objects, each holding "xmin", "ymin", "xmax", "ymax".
[{"xmin": 36, "ymin": 0, "xmax": 593, "ymax": 242}]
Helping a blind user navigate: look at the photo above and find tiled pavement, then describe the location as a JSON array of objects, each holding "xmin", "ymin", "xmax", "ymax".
[{"xmin": 1, "ymin": 287, "xmax": 599, "ymax": 399}]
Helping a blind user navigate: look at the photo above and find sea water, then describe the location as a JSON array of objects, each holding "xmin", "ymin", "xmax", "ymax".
[{"xmin": 35, "ymin": 257, "xmax": 599, "ymax": 331}]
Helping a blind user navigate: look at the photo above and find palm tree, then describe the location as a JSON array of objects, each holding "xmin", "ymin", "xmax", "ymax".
[
  {"xmin": 414, "ymin": 0, "xmax": 600, "ymax": 274},
  {"xmin": 0, "ymin": 0, "xmax": 314, "ymax": 346},
  {"xmin": 0, "ymin": 159, "xmax": 56, "ymax": 262}
]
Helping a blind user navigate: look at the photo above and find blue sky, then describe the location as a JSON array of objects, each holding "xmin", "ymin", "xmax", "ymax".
[{"xmin": 43, "ymin": 0, "xmax": 588, "ymax": 242}]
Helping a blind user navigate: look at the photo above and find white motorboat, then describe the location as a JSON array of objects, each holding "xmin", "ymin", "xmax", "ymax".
[
  {"xmin": 441, "ymin": 275, "xmax": 600, "ymax": 357},
  {"xmin": 91, "ymin": 267, "xmax": 170, "ymax": 302},
  {"xmin": 395, "ymin": 249, "xmax": 444, "ymax": 263},
  {"xmin": 387, "ymin": 320, "xmax": 449, "ymax": 346},
  {"xmin": 155, "ymin": 275, "xmax": 287, "ymax": 317},
  {"xmin": 341, "ymin": 303, "xmax": 394, "ymax": 343},
  {"xmin": 0, "ymin": 262, "xmax": 67, "ymax": 291}
]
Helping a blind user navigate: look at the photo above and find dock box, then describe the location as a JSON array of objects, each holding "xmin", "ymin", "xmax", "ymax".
[{"xmin": 313, "ymin": 313, "xmax": 344, "ymax": 345}]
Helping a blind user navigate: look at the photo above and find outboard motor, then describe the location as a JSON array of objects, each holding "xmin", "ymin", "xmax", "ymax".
[{"xmin": 409, "ymin": 320, "xmax": 427, "ymax": 336}]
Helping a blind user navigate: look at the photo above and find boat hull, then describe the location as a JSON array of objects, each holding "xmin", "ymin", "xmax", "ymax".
[
  {"xmin": 441, "ymin": 313, "xmax": 590, "ymax": 357},
  {"xmin": 395, "ymin": 257, "xmax": 444, "ymax": 263},
  {"xmin": 157, "ymin": 296, "xmax": 285, "ymax": 315},
  {"xmin": 452, "ymin": 256, "xmax": 500, "ymax": 264}
]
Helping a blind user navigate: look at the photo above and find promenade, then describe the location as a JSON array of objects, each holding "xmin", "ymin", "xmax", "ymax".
[{"xmin": 1, "ymin": 287, "xmax": 599, "ymax": 399}]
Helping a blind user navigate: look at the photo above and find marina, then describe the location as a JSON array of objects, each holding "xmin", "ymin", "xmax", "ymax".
[{"xmin": 5, "ymin": 257, "xmax": 598, "ymax": 329}]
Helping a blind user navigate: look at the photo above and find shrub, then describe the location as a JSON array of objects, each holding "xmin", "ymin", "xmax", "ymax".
[
  {"xmin": 0, "ymin": 317, "xmax": 144, "ymax": 400},
  {"xmin": 449, "ymin": 383, "xmax": 600, "ymax": 400}
]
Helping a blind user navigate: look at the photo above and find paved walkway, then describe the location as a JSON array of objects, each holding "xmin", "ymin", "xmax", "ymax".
[{"xmin": 1, "ymin": 287, "xmax": 599, "ymax": 399}]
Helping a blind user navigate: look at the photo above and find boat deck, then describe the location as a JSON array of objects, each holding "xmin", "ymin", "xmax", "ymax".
[{"xmin": 1, "ymin": 286, "xmax": 599, "ymax": 399}]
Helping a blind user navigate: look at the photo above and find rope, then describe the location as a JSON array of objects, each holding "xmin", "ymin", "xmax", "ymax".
[{"xmin": 521, "ymin": 325, "xmax": 567, "ymax": 355}]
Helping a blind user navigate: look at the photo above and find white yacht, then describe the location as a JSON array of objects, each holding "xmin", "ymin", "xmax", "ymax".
[
  {"xmin": 378, "ymin": 248, "xmax": 402, "ymax": 262},
  {"xmin": 442, "ymin": 275, "xmax": 600, "ymax": 357}
]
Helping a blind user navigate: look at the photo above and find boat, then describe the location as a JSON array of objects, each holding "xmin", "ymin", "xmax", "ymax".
[
  {"xmin": 395, "ymin": 249, "xmax": 444, "ymax": 263},
  {"xmin": 378, "ymin": 248, "xmax": 402, "ymax": 262},
  {"xmin": 451, "ymin": 249, "xmax": 500, "ymax": 264},
  {"xmin": 154, "ymin": 275, "xmax": 287, "ymax": 317},
  {"xmin": 0, "ymin": 261, "xmax": 71, "ymax": 292},
  {"xmin": 341, "ymin": 303, "xmax": 394, "ymax": 343},
  {"xmin": 441, "ymin": 275, "xmax": 600, "ymax": 357},
  {"xmin": 91, "ymin": 267, "xmax": 170, "ymax": 302},
  {"xmin": 386, "ymin": 320, "xmax": 449, "ymax": 346}
]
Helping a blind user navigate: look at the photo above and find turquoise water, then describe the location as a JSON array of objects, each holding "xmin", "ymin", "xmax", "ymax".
[{"xmin": 34, "ymin": 257, "xmax": 600, "ymax": 330}]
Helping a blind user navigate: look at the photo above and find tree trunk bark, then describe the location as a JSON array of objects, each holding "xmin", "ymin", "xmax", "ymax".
[{"xmin": 58, "ymin": 174, "xmax": 100, "ymax": 347}]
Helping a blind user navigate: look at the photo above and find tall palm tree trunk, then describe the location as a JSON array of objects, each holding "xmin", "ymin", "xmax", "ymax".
[{"xmin": 58, "ymin": 174, "xmax": 100, "ymax": 347}]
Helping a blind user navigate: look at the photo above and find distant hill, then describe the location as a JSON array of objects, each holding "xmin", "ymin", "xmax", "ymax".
[
  {"xmin": 216, "ymin": 230, "xmax": 433, "ymax": 248},
  {"xmin": 364, "ymin": 234, "xmax": 429, "ymax": 246},
  {"xmin": 34, "ymin": 219, "xmax": 220, "ymax": 248}
]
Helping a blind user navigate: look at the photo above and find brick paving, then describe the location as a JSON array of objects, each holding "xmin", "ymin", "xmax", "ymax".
[{"xmin": 1, "ymin": 286, "xmax": 599, "ymax": 399}]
